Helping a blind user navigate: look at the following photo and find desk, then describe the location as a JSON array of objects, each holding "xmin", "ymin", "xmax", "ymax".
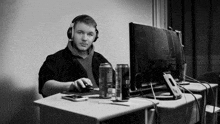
[
  {"xmin": 149, "ymin": 93, "xmax": 202, "ymax": 124},
  {"xmin": 182, "ymin": 83, "xmax": 218, "ymax": 124},
  {"xmin": 35, "ymin": 93, "xmax": 202, "ymax": 124},
  {"xmin": 34, "ymin": 93, "xmax": 158, "ymax": 124}
]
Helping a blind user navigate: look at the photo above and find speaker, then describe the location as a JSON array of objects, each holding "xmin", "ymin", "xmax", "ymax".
[{"xmin": 67, "ymin": 23, "xmax": 99, "ymax": 42}]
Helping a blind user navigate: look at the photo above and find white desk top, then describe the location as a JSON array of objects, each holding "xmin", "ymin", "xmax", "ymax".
[
  {"xmin": 34, "ymin": 93, "xmax": 157, "ymax": 121},
  {"xmin": 181, "ymin": 83, "xmax": 218, "ymax": 92},
  {"xmin": 156, "ymin": 93, "xmax": 202, "ymax": 109}
]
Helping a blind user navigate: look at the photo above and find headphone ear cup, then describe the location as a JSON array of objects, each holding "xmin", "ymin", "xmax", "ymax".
[
  {"xmin": 67, "ymin": 27, "xmax": 72, "ymax": 39},
  {"xmin": 94, "ymin": 29, "xmax": 99, "ymax": 42}
]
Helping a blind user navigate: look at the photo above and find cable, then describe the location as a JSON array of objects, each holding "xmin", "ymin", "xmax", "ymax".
[
  {"xmin": 185, "ymin": 75, "xmax": 216, "ymax": 115},
  {"xmin": 150, "ymin": 82, "xmax": 157, "ymax": 100},
  {"xmin": 200, "ymin": 81, "xmax": 216, "ymax": 114},
  {"xmin": 185, "ymin": 75, "xmax": 209, "ymax": 95},
  {"xmin": 186, "ymin": 75, "xmax": 208, "ymax": 87},
  {"xmin": 131, "ymin": 82, "xmax": 159, "ymax": 124},
  {"xmin": 178, "ymin": 85, "xmax": 190, "ymax": 124},
  {"xmin": 180, "ymin": 85, "xmax": 201, "ymax": 124}
]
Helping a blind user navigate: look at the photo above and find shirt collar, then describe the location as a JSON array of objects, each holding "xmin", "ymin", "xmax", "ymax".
[{"xmin": 67, "ymin": 41, "xmax": 94, "ymax": 59}]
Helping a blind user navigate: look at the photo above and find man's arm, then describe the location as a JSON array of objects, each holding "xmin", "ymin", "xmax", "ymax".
[
  {"xmin": 41, "ymin": 78, "xmax": 93, "ymax": 96},
  {"xmin": 41, "ymin": 80, "xmax": 72, "ymax": 96}
]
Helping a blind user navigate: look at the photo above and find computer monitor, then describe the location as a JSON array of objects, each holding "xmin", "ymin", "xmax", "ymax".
[{"xmin": 129, "ymin": 22, "xmax": 185, "ymax": 92}]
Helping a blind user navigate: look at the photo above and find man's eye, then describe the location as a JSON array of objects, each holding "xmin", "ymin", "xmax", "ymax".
[
  {"xmin": 88, "ymin": 33, "xmax": 94, "ymax": 36},
  {"xmin": 77, "ymin": 31, "xmax": 83, "ymax": 34}
]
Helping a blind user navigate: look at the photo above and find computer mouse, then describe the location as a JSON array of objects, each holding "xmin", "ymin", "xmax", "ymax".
[{"xmin": 81, "ymin": 84, "xmax": 94, "ymax": 92}]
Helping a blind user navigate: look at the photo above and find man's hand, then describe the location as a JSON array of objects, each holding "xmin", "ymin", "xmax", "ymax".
[{"xmin": 69, "ymin": 78, "xmax": 93, "ymax": 92}]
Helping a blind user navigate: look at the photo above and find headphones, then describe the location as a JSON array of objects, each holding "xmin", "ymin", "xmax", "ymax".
[{"xmin": 67, "ymin": 15, "xmax": 99, "ymax": 42}]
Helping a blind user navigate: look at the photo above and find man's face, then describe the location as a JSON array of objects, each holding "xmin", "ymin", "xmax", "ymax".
[{"xmin": 72, "ymin": 22, "xmax": 96, "ymax": 52}]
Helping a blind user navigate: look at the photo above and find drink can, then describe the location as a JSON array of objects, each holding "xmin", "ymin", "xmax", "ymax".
[
  {"xmin": 99, "ymin": 63, "xmax": 113, "ymax": 98},
  {"xmin": 115, "ymin": 64, "xmax": 130, "ymax": 101}
]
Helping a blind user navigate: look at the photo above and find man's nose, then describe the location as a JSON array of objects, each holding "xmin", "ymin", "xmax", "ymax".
[{"xmin": 82, "ymin": 34, "xmax": 88, "ymax": 41}]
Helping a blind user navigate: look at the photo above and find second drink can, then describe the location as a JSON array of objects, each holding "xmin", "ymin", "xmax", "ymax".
[{"xmin": 115, "ymin": 64, "xmax": 130, "ymax": 101}]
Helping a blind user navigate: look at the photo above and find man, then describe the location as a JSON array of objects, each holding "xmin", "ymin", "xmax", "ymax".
[{"xmin": 39, "ymin": 14, "xmax": 112, "ymax": 97}]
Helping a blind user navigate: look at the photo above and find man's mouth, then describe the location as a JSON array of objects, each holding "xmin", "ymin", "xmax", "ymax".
[{"xmin": 80, "ymin": 43, "xmax": 87, "ymax": 47}]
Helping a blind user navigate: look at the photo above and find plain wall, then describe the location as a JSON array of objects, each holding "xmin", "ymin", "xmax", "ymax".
[{"xmin": 0, "ymin": 0, "xmax": 153, "ymax": 123}]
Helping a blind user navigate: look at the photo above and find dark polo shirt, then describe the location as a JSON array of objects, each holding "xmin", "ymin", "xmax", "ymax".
[{"xmin": 38, "ymin": 46, "xmax": 110, "ymax": 95}]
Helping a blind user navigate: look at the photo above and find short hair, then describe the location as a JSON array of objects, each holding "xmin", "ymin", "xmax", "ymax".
[{"xmin": 71, "ymin": 14, "xmax": 97, "ymax": 29}]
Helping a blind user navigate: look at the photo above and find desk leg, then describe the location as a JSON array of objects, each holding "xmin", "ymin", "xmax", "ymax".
[
  {"xmin": 202, "ymin": 90, "xmax": 207, "ymax": 124},
  {"xmin": 206, "ymin": 86, "xmax": 218, "ymax": 124},
  {"xmin": 147, "ymin": 109, "xmax": 156, "ymax": 124}
]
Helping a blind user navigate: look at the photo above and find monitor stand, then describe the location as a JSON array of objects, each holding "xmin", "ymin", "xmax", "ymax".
[{"xmin": 144, "ymin": 73, "xmax": 183, "ymax": 100}]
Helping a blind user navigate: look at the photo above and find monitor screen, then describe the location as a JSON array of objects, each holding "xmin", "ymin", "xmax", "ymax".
[{"xmin": 129, "ymin": 22, "xmax": 185, "ymax": 91}]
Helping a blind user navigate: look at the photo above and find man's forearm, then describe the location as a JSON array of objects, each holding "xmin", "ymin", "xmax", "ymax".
[{"xmin": 41, "ymin": 80, "xmax": 72, "ymax": 96}]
